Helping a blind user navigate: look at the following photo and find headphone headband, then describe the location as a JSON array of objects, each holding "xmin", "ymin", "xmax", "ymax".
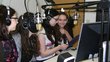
[
  {"xmin": 5, "ymin": 6, "xmax": 11, "ymax": 26},
  {"xmin": 22, "ymin": 15, "xmax": 28, "ymax": 29},
  {"xmin": 21, "ymin": 12, "xmax": 38, "ymax": 33},
  {"xmin": 6, "ymin": 6, "xmax": 10, "ymax": 16}
]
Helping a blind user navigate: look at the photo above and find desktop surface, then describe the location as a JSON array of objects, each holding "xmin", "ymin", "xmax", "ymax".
[
  {"xmin": 44, "ymin": 48, "xmax": 98, "ymax": 62},
  {"xmin": 44, "ymin": 47, "xmax": 76, "ymax": 62}
]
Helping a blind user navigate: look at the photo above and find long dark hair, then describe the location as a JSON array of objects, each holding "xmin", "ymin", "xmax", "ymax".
[
  {"xmin": 42, "ymin": 9, "xmax": 59, "ymax": 44},
  {"xmin": 0, "ymin": 5, "xmax": 16, "ymax": 40},
  {"xmin": 17, "ymin": 15, "xmax": 31, "ymax": 62},
  {"xmin": 17, "ymin": 12, "xmax": 40, "ymax": 62},
  {"xmin": 54, "ymin": 12, "xmax": 69, "ymax": 45},
  {"xmin": 42, "ymin": 19, "xmax": 55, "ymax": 44}
]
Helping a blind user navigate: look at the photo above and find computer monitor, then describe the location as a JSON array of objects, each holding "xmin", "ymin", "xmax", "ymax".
[{"xmin": 75, "ymin": 21, "xmax": 109, "ymax": 62}]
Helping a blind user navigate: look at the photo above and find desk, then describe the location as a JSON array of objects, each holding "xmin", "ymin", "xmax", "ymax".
[
  {"xmin": 81, "ymin": 58, "xmax": 98, "ymax": 62},
  {"xmin": 44, "ymin": 49, "xmax": 75, "ymax": 62},
  {"xmin": 44, "ymin": 49, "xmax": 98, "ymax": 62}
]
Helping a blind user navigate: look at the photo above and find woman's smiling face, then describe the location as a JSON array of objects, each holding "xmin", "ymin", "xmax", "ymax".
[{"xmin": 58, "ymin": 14, "xmax": 68, "ymax": 28}]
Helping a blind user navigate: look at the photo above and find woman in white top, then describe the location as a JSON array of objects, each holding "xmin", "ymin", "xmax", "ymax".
[{"xmin": 36, "ymin": 9, "xmax": 68, "ymax": 62}]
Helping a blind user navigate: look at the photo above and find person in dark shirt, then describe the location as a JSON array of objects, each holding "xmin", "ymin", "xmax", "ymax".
[
  {"xmin": 0, "ymin": 5, "xmax": 18, "ymax": 62},
  {"xmin": 55, "ymin": 12, "xmax": 79, "ymax": 47}
]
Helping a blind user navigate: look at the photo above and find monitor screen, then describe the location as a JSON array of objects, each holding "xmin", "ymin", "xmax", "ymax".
[{"xmin": 75, "ymin": 21, "xmax": 109, "ymax": 62}]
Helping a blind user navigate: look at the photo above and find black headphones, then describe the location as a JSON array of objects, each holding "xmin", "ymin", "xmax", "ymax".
[
  {"xmin": 22, "ymin": 15, "xmax": 29, "ymax": 29},
  {"xmin": 5, "ymin": 6, "xmax": 11, "ymax": 26},
  {"xmin": 46, "ymin": 9, "xmax": 52, "ymax": 21},
  {"xmin": 45, "ymin": 9, "xmax": 59, "ymax": 21},
  {"xmin": 22, "ymin": 13, "xmax": 38, "ymax": 33}
]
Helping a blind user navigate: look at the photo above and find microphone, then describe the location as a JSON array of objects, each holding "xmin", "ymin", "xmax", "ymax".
[
  {"xmin": 72, "ymin": 10, "xmax": 80, "ymax": 25},
  {"xmin": 72, "ymin": 10, "xmax": 79, "ymax": 20},
  {"xmin": 35, "ymin": 12, "xmax": 43, "ymax": 31},
  {"xmin": 34, "ymin": 0, "xmax": 43, "ymax": 31}
]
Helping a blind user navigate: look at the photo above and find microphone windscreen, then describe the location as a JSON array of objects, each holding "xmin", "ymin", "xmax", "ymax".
[{"xmin": 36, "ymin": 23, "xmax": 42, "ymax": 31}]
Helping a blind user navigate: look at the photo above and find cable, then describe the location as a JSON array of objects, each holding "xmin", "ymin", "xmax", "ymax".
[
  {"xmin": 35, "ymin": 0, "xmax": 41, "ymax": 12},
  {"xmin": 24, "ymin": 0, "xmax": 28, "ymax": 12},
  {"xmin": 44, "ymin": 0, "xmax": 48, "ymax": 5}
]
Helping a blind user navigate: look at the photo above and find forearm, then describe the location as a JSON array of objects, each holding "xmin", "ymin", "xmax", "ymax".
[
  {"xmin": 65, "ymin": 31, "xmax": 72, "ymax": 42},
  {"xmin": 40, "ymin": 45, "xmax": 61, "ymax": 57}
]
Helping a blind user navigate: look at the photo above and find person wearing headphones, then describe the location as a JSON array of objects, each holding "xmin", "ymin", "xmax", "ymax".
[
  {"xmin": 36, "ymin": 9, "xmax": 68, "ymax": 62},
  {"xmin": 14, "ymin": 12, "xmax": 40, "ymax": 62},
  {"xmin": 0, "ymin": 5, "xmax": 18, "ymax": 62}
]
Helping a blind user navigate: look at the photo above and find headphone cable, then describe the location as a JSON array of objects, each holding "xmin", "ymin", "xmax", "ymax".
[{"xmin": 24, "ymin": 0, "xmax": 28, "ymax": 12}]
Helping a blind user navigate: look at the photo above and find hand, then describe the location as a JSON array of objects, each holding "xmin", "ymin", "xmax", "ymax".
[
  {"xmin": 60, "ymin": 28, "xmax": 66, "ymax": 34},
  {"xmin": 60, "ymin": 44, "xmax": 68, "ymax": 50},
  {"xmin": 55, "ymin": 51, "xmax": 61, "ymax": 55},
  {"xmin": 60, "ymin": 28, "xmax": 68, "ymax": 35}
]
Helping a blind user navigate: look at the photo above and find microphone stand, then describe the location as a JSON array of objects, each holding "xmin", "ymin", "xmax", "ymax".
[
  {"xmin": 98, "ymin": 1, "xmax": 110, "ymax": 62},
  {"xmin": 98, "ymin": 8, "xmax": 104, "ymax": 62},
  {"xmin": 105, "ymin": 0, "xmax": 110, "ymax": 62}
]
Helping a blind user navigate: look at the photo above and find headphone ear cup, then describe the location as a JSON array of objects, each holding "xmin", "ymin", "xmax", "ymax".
[
  {"xmin": 28, "ymin": 19, "xmax": 38, "ymax": 33},
  {"xmin": 22, "ymin": 17, "xmax": 28, "ymax": 29},
  {"xmin": 5, "ymin": 6, "xmax": 11, "ymax": 26},
  {"xmin": 5, "ymin": 18, "xmax": 11, "ymax": 26},
  {"xmin": 23, "ymin": 21, "xmax": 28, "ymax": 29},
  {"xmin": 46, "ymin": 16, "xmax": 52, "ymax": 21}
]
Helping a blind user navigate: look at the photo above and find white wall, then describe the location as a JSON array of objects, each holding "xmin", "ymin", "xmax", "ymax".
[
  {"xmin": 0, "ymin": 0, "xmax": 101, "ymax": 22},
  {"xmin": 0, "ymin": 0, "xmax": 3, "ymax": 4},
  {"xmin": 1, "ymin": 0, "xmax": 46, "ymax": 17},
  {"xmin": 84, "ymin": 0, "xmax": 100, "ymax": 23}
]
